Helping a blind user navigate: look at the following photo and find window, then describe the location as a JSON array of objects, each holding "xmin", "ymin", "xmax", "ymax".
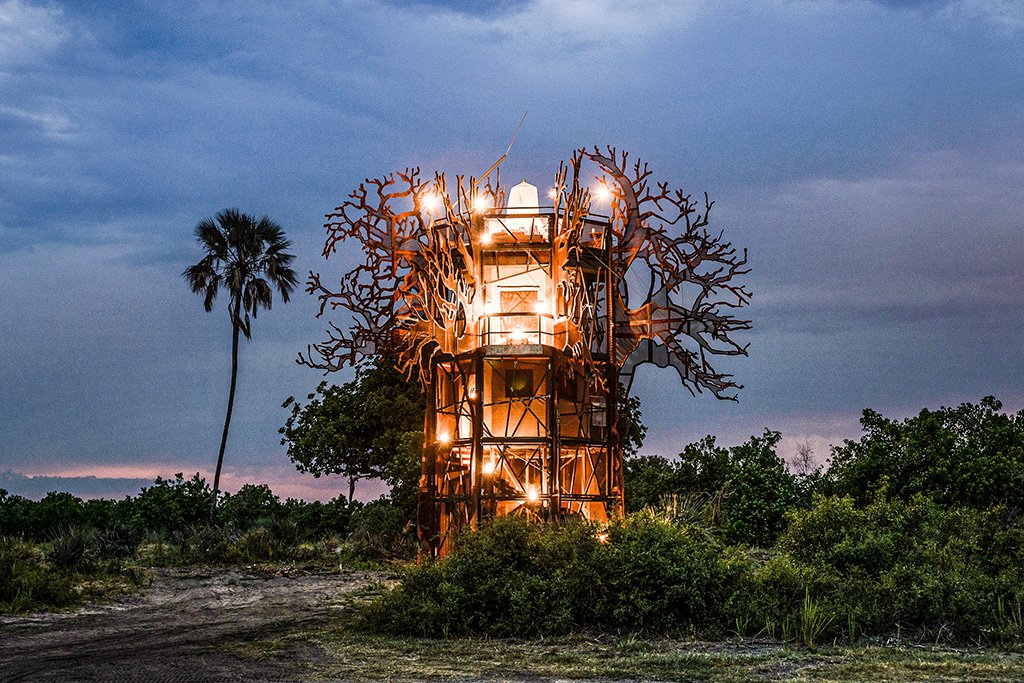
[
  {"xmin": 496, "ymin": 288, "xmax": 540, "ymax": 344},
  {"xmin": 504, "ymin": 369, "xmax": 534, "ymax": 398}
]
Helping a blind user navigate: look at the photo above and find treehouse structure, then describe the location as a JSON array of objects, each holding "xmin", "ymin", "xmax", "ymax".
[
  {"xmin": 302, "ymin": 146, "xmax": 751, "ymax": 557},
  {"xmin": 425, "ymin": 180, "xmax": 620, "ymax": 554}
]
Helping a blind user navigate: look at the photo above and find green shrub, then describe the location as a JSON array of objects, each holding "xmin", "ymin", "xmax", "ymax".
[
  {"xmin": 47, "ymin": 525, "xmax": 95, "ymax": 571},
  {"xmin": 595, "ymin": 512, "xmax": 741, "ymax": 633},
  {"xmin": 218, "ymin": 484, "xmax": 281, "ymax": 530},
  {"xmin": 96, "ymin": 522, "xmax": 139, "ymax": 560},
  {"xmin": 364, "ymin": 496, "xmax": 1023, "ymax": 643},
  {"xmin": 755, "ymin": 494, "xmax": 1024, "ymax": 642},
  {"xmin": 623, "ymin": 432, "xmax": 799, "ymax": 547},
  {"xmin": 132, "ymin": 473, "xmax": 211, "ymax": 536},
  {"xmin": 826, "ymin": 397, "xmax": 1024, "ymax": 509},
  {"xmin": 279, "ymin": 496, "xmax": 354, "ymax": 539},
  {"xmin": 28, "ymin": 493, "xmax": 88, "ymax": 540},
  {"xmin": 178, "ymin": 525, "xmax": 239, "ymax": 564},
  {"xmin": 363, "ymin": 514, "xmax": 744, "ymax": 637},
  {"xmin": 238, "ymin": 527, "xmax": 280, "ymax": 561},
  {"xmin": 722, "ymin": 431, "xmax": 800, "ymax": 547},
  {"xmin": 341, "ymin": 500, "xmax": 415, "ymax": 563},
  {"xmin": 0, "ymin": 490, "xmax": 33, "ymax": 538},
  {"xmin": 0, "ymin": 537, "xmax": 77, "ymax": 612}
]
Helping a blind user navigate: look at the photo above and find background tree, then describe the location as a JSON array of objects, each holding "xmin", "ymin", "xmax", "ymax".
[
  {"xmin": 618, "ymin": 391, "xmax": 647, "ymax": 459},
  {"xmin": 623, "ymin": 431, "xmax": 799, "ymax": 546},
  {"xmin": 624, "ymin": 436, "xmax": 731, "ymax": 512},
  {"xmin": 132, "ymin": 473, "xmax": 211, "ymax": 535},
  {"xmin": 280, "ymin": 358, "xmax": 424, "ymax": 504},
  {"xmin": 789, "ymin": 440, "xmax": 817, "ymax": 476},
  {"xmin": 183, "ymin": 209, "xmax": 297, "ymax": 522},
  {"xmin": 721, "ymin": 430, "xmax": 799, "ymax": 546},
  {"xmin": 825, "ymin": 396, "xmax": 1024, "ymax": 509}
]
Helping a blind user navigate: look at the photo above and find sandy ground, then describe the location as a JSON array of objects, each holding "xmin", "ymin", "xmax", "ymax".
[
  {"xmin": 0, "ymin": 567, "xmax": 383, "ymax": 682},
  {"xmin": 5, "ymin": 569, "xmax": 1022, "ymax": 682}
]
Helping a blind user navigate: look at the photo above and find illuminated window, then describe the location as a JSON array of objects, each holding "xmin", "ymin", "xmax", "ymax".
[
  {"xmin": 500, "ymin": 289, "xmax": 537, "ymax": 313},
  {"xmin": 496, "ymin": 289, "xmax": 540, "ymax": 344},
  {"xmin": 504, "ymin": 369, "xmax": 534, "ymax": 398}
]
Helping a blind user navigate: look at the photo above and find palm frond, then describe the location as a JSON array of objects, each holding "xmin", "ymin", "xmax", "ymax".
[{"xmin": 184, "ymin": 208, "xmax": 298, "ymax": 333}]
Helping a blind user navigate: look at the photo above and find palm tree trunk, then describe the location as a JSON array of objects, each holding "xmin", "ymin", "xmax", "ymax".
[{"xmin": 210, "ymin": 304, "xmax": 241, "ymax": 524}]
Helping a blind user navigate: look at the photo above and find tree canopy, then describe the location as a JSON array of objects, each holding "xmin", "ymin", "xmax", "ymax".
[
  {"xmin": 624, "ymin": 431, "xmax": 799, "ymax": 547},
  {"xmin": 280, "ymin": 359, "xmax": 424, "ymax": 503},
  {"xmin": 825, "ymin": 396, "xmax": 1024, "ymax": 509}
]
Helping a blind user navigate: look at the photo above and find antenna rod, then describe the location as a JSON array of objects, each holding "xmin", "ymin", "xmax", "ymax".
[
  {"xmin": 505, "ymin": 111, "xmax": 527, "ymax": 157},
  {"xmin": 479, "ymin": 112, "xmax": 528, "ymax": 181}
]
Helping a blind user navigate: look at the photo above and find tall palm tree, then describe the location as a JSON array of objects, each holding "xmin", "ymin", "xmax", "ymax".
[{"xmin": 183, "ymin": 209, "xmax": 298, "ymax": 522}]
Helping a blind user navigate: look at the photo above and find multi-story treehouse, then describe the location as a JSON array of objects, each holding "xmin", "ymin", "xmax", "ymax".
[{"xmin": 301, "ymin": 146, "xmax": 751, "ymax": 556}]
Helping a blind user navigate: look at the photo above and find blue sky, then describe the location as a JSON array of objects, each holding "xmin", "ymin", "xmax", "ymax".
[{"xmin": 1, "ymin": 0, "xmax": 1022, "ymax": 500}]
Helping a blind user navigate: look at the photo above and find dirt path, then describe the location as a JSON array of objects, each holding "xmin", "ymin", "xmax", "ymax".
[
  {"xmin": 5, "ymin": 570, "xmax": 1022, "ymax": 683},
  {"xmin": 0, "ymin": 567, "xmax": 384, "ymax": 682}
]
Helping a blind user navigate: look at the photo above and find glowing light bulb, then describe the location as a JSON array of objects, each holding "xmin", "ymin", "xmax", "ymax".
[
  {"xmin": 482, "ymin": 460, "xmax": 496, "ymax": 476},
  {"xmin": 472, "ymin": 195, "xmax": 490, "ymax": 212},
  {"xmin": 480, "ymin": 231, "xmax": 492, "ymax": 244},
  {"xmin": 467, "ymin": 386, "xmax": 477, "ymax": 400},
  {"xmin": 593, "ymin": 185, "xmax": 612, "ymax": 203},
  {"xmin": 526, "ymin": 486, "xmax": 539, "ymax": 502},
  {"xmin": 596, "ymin": 532, "xmax": 609, "ymax": 544},
  {"xmin": 485, "ymin": 300, "xmax": 499, "ymax": 315},
  {"xmin": 547, "ymin": 188, "xmax": 557, "ymax": 199},
  {"xmin": 421, "ymin": 191, "xmax": 441, "ymax": 213},
  {"xmin": 437, "ymin": 431, "xmax": 451, "ymax": 445},
  {"xmin": 533, "ymin": 299, "xmax": 548, "ymax": 315}
]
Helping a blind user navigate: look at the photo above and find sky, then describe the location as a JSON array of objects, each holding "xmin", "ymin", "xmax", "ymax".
[{"xmin": 1, "ymin": 0, "xmax": 1022, "ymax": 501}]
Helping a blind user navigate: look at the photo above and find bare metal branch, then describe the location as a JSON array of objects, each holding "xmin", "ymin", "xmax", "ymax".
[{"xmin": 302, "ymin": 146, "xmax": 751, "ymax": 400}]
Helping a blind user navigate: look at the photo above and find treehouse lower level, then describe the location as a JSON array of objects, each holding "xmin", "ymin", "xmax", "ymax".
[{"xmin": 418, "ymin": 345, "xmax": 623, "ymax": 556}]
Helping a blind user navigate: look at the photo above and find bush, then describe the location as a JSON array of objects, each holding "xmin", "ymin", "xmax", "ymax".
[
  {"xmin": 132, "ymin": 473, "xmax": 211, "ymax": 535},
  {"xmin": 280, "ymin": 496, "xmax": 354, "ymax": 539},
  {"xmin": 364, "ymin": 496, "xmax": 1024, "ymax": 644},
  {"xmin": 341, "ymin": 500, "xmax": 415, "ymax": 563},
  {"xmin": 47, "ymin": 525, "xmax": 95, "ymax": 571},
  {"xmin": 238, "ymin": 527, "xmax": 280, "ymax": 561},
  {"xmin": 28, "ymin": 493, "xmax": 88, "ymax": 540},
  {"xmin": 0, "ymin": 537, "xmax": 77, "ymax": 612},
  {"xmin": 624, "ymin": 432, "xmax": 798, "ymax": 547},
  {"xmin": 218, "ymin": 483, "xmax": 281, "ymax": 530},
  {"xmin": 722, "ymin": 431, "xmax": 800, "ymax": 547},
  {"xmin": 0, "ymin": 490, "xmax": 33, "ymax": 538},
  {"xmin": 826, "ymin": 397, "xmax": 1024, "ymax": 509},
  {"xmin": 595, "ymin": 512, "xmax": 744, "ymax": 634},
  {"xmin": 363, "ymin": 514, "xmax": 744, "ymax": 637},
  {"xmin": 177, "ymin": 525, "xmax": 239, "ymax": 565},
  {"xmin": 96, "ymin": 522, "xmax": 139, "ymax": 560},
  {"xmin": 624, "ymin": 455, "xmax": 687, "ymax": 512},
  {"xmin": 737, "ymin": 494, "xmax": 1024, "ymax": 643}
]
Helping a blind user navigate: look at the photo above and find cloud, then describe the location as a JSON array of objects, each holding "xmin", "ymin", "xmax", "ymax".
[
  {"xmin": 0, "ymin": 0, "xmax": 68, "ymax": 68},
  {"xmin": 0, "ymin": 104, "xmax": 74, "ymax": 139},
  {"xmin": 381, "ymin": 0, "xmax": 701, "ymax": 35},
  {"xmin": 940, "ymin": 0, "xmax": 1024, "ymax": 31},
  {"xmin": 732, "ymin": 143, "xmax": 1024, "ymax": 327},
  {"xmin": 0, "ymin": 470, "xmax": 152, "ymax": 500},
  {"xmin": 383, "ymin": 0, "xmax": 532, "ymax": 18},
  {"xmin": 0, "ymin": 465, "xmax": 384, "ymax": 502}
]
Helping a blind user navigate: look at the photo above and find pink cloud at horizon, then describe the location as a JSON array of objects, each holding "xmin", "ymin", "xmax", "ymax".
[{"xmin": 2, "ymin": 462, "xmax": 388, "ymax": 502}]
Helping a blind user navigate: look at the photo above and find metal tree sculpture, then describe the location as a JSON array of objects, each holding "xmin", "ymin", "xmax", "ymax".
[
  {"xmin": 583, "ymin": 147, "xmax": 751, "ymax": 398},
  {"xmin": 301, "ymin": 146, "xmax": 750, "ymax": 555}
]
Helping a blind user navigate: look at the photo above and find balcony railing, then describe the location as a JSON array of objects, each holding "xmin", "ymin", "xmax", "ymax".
[{"xmin": 480, "ymin": 311, "xmax": 554, "ymax": 346}]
